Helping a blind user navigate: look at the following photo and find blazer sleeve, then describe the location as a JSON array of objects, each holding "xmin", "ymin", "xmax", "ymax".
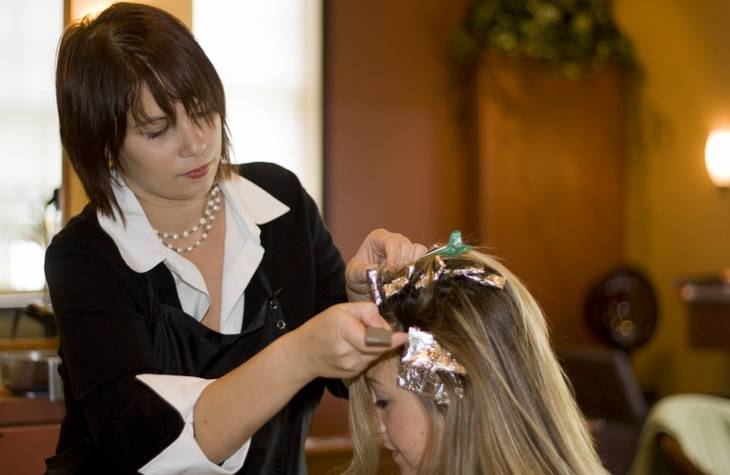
[
  {"xmin": 45, "ymin": 232, "xmax": 184, "ymax": 471},
  {"xmin": 303, "ymin": 190, "xmax": 347, "ymax": 314},
  {"xmin": 241, "ymin": 162, "xmax": 349, "ymax": 398},
  {"xmin": 296, "ymin": 175, "xmax": 349, "ymax": 399}
]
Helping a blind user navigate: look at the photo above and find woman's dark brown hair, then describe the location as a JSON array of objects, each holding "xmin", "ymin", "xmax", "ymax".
[{"xmin": 56, "ymin": 2, "xmax": 232, "ymax": 219}]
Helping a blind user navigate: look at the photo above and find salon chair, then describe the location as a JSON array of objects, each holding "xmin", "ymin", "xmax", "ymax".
[
  {"xmin": 557, "ymin": 346, "xmax": 647, "ymax": 475},
  {"xmin": 631, "ymin": 393, "xmax": 730, "ymax": 475},
  {"xmin": 657, "ymin": 433, "xmax": 706, "ymax": 475}
]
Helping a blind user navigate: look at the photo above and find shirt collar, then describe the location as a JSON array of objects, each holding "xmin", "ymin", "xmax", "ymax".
[
  {"xmin": 221, "ymin": 172, "xmax": 290, "ymax": 241},
  {"xmin": 98, "ymin": 171, "xmax": 290, "ymax": 273}
]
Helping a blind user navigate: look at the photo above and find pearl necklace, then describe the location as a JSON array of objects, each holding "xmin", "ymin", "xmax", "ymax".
[{"xmin": 154, "ymin": 184, "xmax": 221, "ymax": 253}]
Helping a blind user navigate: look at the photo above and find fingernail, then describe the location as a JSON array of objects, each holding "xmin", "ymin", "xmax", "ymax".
[{"xmin": 365, "ymin": 327, "xmax": 392, "ymax": 347}]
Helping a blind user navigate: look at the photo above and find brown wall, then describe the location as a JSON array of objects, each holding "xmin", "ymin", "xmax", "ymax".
[
  {"xmin": 318, "ymin": 0, "xmax": 473, "ymax": 437},
  {"xmin": 475, "ymin": 54, "xmax": 625, "ymax": 343},
  {"xmin": 324, "ymin": 0, "xmax": 473, "ymax": 260}
]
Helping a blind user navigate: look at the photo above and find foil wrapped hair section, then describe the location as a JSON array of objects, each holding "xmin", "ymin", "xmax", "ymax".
[
  {"xmin": 366, "ymin": 256, "xmax": 506, "ymax": 305},
  {"xmin": 366, "ymin": 267, "xmax": 385, "ymax": 306},
  {"xmin": 397, "ymin": 327, "xmax": 467, "ymax": 406},
  {"xmin": 449, "ymin": 266, "xmax": 506, "ymax": 289},
  {"xmin": 366, "ymin": 264, "xmax": 413, "ymax": 306}
]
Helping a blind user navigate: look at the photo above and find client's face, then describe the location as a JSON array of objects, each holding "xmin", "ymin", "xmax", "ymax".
[{"xmin": 367, "ymin": 358, "xmax": 436, "ymax": 474}]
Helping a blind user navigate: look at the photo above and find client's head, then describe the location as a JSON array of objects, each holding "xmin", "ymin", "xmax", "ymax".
[{"xmin": 346, "ymin": 246, "xmax": 604, "ymax": 475}]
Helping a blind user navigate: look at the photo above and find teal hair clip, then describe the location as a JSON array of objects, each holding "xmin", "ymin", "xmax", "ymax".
[{"xmin": 425, "ymin": 230, "xmax": 471, "ymax": 257}]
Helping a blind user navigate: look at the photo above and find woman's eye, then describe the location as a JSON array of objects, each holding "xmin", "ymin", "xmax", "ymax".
[
  {"xmin": 374, "ymin": 398, "xmax": 390, "ymax": 409},
  {"xmin": 146, "ymin": 127, "xmax": 168, "ymax": 139}
]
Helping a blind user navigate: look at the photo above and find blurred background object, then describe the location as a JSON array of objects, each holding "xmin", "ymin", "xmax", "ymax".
[
  {"xmin": 586, "ymin": 266, "xmax": 658, "ymax": 352},
  {"xmin": 676, "ymin": 271, "xmax": 730, "ymax": 352},
  {"xmin": 631, "ymin": 394, "xmax": 730, "ymax": 475},
  {"xmin": 10, "ymin": 304, "xmax": 56, "ymax": 340},
  {"xmin": 558, "ymin": 346, "xmax": 648, "ymax": 475}
]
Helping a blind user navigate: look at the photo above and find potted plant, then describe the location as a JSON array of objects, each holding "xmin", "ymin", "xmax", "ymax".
[{"xmin": 454, "ymin": 0, "xmax": 636, "ymax": 76}]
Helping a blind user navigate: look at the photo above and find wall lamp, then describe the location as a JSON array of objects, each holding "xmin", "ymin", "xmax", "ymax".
[{"xmin": 705, "ymin": 129, "xmax": 730, "ymax": 188}]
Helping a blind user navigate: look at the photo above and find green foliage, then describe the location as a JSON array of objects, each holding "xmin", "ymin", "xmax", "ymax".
[{"xmin": 454, "ymin": 0, "xmax": 636, "ymax": 74}]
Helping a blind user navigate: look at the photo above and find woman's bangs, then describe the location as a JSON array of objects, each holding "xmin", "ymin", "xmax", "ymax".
[{"xmin": 129, "ymin": 58, "xmax": 222, "ymax": 128}]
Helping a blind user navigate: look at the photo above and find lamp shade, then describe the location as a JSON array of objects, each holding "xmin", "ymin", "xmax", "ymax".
[{"xmin": 705, "ymin": 129, "xmax": 730, "ymax": 188}]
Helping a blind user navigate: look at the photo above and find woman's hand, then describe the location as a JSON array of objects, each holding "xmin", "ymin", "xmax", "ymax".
[
  {"xmin": 345, "ymin": 229, "xmax": 427, "ymax": 302},
  {"xmin": 289, "ymin": 301, "xmax": 408, "ymax": 381},
  {"xmin": 195, "ymin": 301, "xmax": 404, "ymax": 462}
]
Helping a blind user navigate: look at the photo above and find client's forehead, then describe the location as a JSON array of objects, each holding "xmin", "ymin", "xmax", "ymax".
[{"xmin": 365, "ymin": 356, "xmax": 399, "ymax": 383}]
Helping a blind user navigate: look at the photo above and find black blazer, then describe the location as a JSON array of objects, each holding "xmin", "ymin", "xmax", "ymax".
[{"xmin": 44, "ymin": 162, "xmax": 347, "ymax": 474}]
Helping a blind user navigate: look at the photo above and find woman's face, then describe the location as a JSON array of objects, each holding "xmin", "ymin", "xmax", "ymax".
[
  {"xmin": 367, "ymin": 357, "xmax": 440, "ymax": 474},
  {"xmin": 119, "ymin": 83, "xmax": 222, "ymax": 204}
]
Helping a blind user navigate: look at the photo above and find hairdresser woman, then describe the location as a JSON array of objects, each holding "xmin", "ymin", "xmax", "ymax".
[{"xmin": 45, "ymin": 3, "xmax": 423, "ymax": 474}]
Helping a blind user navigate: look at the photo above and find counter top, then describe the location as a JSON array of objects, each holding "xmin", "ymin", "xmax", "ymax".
[
  {"xmin": 0, "ymin": 337, "xmax": 58, "ymax": 352},
  {"xmin": 676, "ymin": 272, "xmax": 730, "ymax": 304},
  {"xmin": 676, "ymin": 273, "xmax": 730, "ymax": 350},
  {"xmin": 0, "ymin": 388, "xmax": 65, "ymax": 427}
]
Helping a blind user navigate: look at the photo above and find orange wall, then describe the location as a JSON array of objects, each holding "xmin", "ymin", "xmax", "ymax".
[
  {"xmin": 615, "ymin": 0, "xmax": 730, "ymax": 395},
  {"xmin": 69, "ymin": 0, "xmax": 190, "ymax": 24},
  {"xmin": 324, "ymin": 0, "xmax": 473, "ymax": 260}
]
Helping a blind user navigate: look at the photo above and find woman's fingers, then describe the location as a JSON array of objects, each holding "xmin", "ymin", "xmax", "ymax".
[
  {"xmin": 340, "ymin": 302, "xmax": 406, "ymax": 353},
  {"xmin": 355, "ymin": 228, "xmax": 424, "ymax": 270},
  {"xmin": 413, "ymin": 243, "xmax": 428, "ymax": 261},
  {"xmin": 382, "ymin": 231, "xmax": 412, "ymax": 270},
  {"xmin": 371, "ymin": 229, "xmax": 424, "ymax": 271},
  {"xmin": 345, "ymin": 228, "xmax": 428, "ymax": 302},
  {"xmin": 344, "ymin": 301, "xmax": 384, "ymax": 327},
  {"xmin": 296, "ymin": 302, "xmax": 407, "ymax": 379}
]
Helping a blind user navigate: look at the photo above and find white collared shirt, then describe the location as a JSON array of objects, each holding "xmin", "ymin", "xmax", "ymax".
[{"xmin": 98, "ymin": 172, "xmax": 289, "ymax": 474}]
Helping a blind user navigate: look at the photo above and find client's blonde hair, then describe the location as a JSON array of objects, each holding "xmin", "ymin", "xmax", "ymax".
[{"xmin": 346, "ymin": 250, "xmax": 606, "ymax": 474}]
